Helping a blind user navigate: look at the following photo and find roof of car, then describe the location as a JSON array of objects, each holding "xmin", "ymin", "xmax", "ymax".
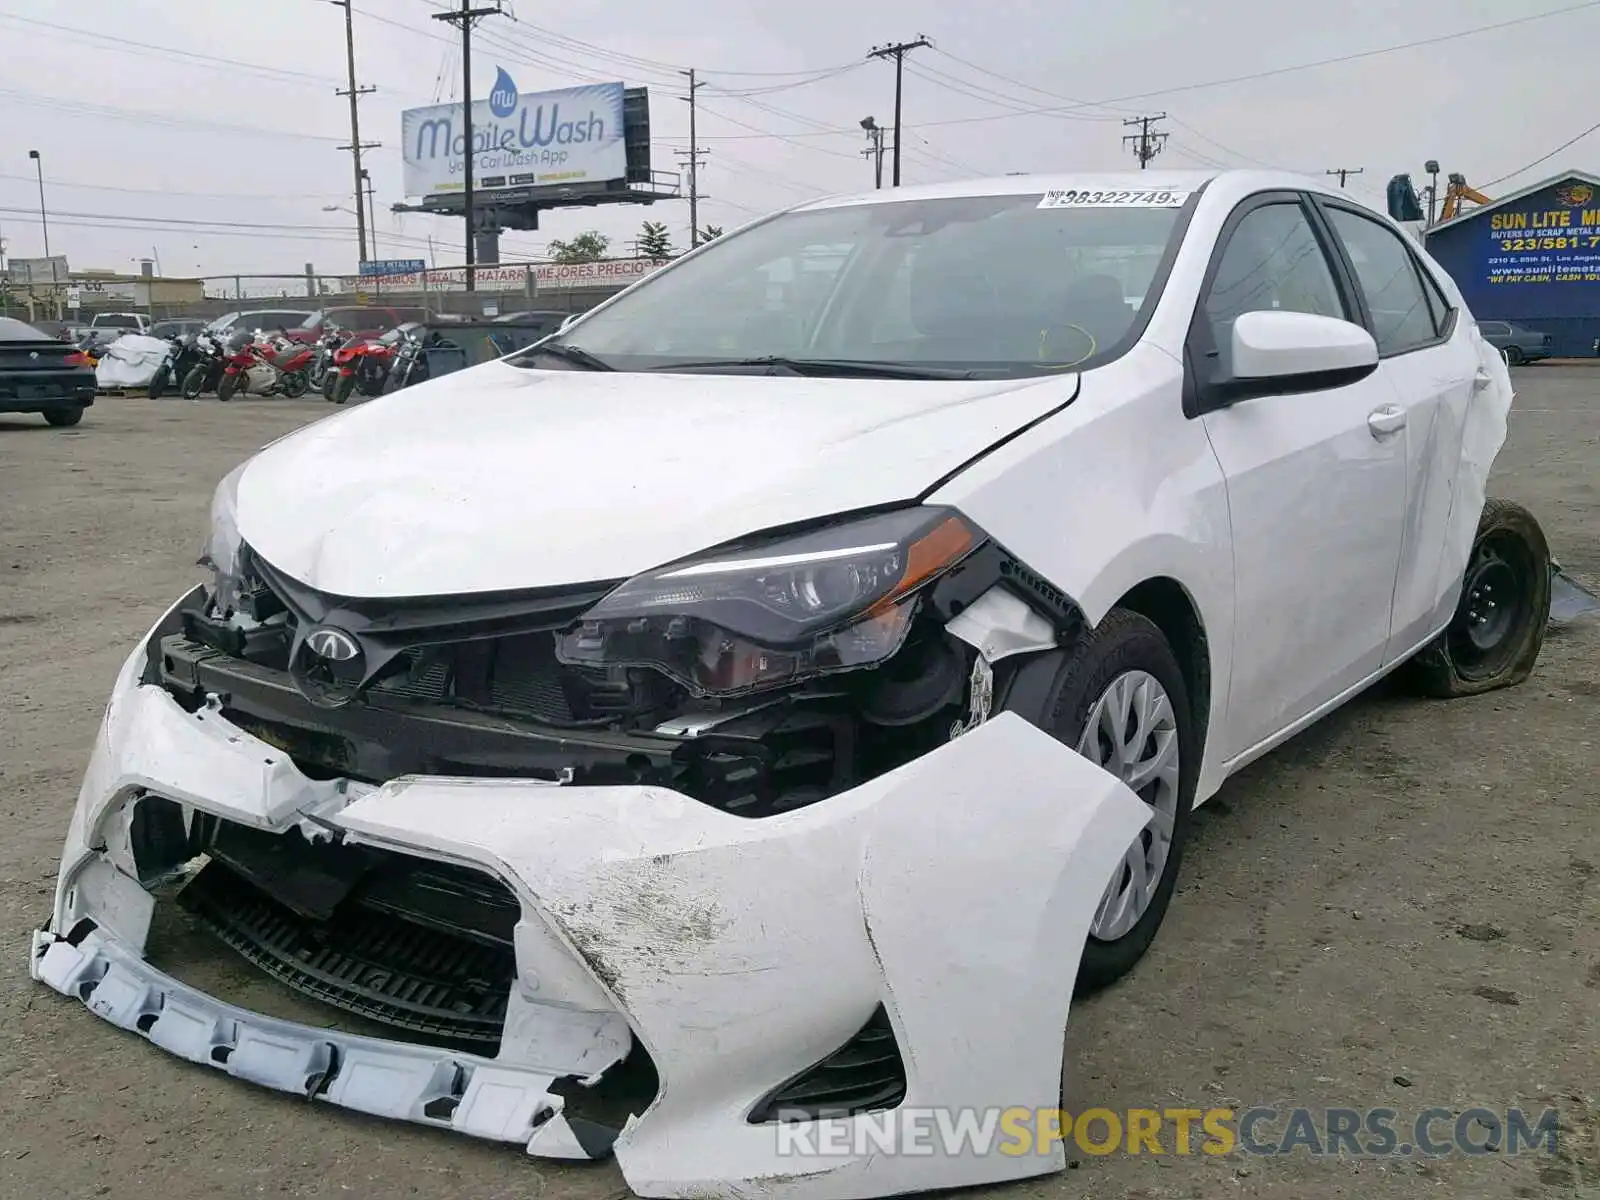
[{"xmin": 790, "ymin": 169, "xmax": 1385, "ymax": 214}]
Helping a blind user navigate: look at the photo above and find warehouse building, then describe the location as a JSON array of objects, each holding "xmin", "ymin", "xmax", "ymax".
[{"xmin": 1424, "ymin": 169, "xmax": 1600, "ymax": 357}]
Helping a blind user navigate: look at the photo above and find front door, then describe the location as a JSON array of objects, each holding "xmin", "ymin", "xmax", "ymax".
[{"xmin": 1191, "ymin": 194, "xmax": 1410, "ymax": 760}]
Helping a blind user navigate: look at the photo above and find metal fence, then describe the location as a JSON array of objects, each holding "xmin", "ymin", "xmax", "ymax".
[{"xmin": 1, "ymin": 257, "xmax": 673, "ymax": 325}]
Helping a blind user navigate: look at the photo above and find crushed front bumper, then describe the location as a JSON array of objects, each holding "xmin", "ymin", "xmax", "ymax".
[{"xmin": 32, "ymin": 601, "xmax": 1150, "ymax": 1200}]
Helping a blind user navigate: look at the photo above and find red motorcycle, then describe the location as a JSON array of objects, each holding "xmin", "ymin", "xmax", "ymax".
[
  {"xmin": 217, "ymin": 330, "xmax": 315, "ymax": 401},
  {"xmin": 324, "ymin": 334, "xmax": 397, "ymax": 405}
]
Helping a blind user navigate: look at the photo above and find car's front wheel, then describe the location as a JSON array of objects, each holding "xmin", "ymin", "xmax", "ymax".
[{"xmin": 1045, "ymin": 608, "xmax": 1199, "ymax": 993}]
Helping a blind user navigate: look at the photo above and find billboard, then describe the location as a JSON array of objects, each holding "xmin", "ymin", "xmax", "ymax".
[
  {"xmin": 402, "ymin": 71, "xmax": 627, "ymax": 198},
  {"xmin": 5, "ymin": 255, "xmax": 70, "ymax": 285},
  {"xmin": 1424, "ymin": 173, "xmax": 1600, "ymax": 355}
]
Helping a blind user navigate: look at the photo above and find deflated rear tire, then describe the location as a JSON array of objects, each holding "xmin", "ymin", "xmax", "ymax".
[
  {"xmin": 1402, "ymin": 498, "xmax": 1551, "ymax": 698},
  {"xmin": 1045, "ymin": 608, "xmax": 1198, "ymax": 994}
]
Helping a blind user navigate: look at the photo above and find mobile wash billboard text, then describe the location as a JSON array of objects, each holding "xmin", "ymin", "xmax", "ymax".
[{"xmin": 402, "ymin": 69, "xmax": 627, "ymax": 197}]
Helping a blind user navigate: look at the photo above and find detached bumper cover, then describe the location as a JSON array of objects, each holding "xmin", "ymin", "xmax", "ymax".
[{"xmin": 32, "ymin": 624, "xmax": 1150, "ymax": 1200}]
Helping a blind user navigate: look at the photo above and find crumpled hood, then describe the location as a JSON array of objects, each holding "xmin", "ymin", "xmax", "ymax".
[{"xmin": 235, "ymin": 361, "xmax": 1075, "ymax": 598}]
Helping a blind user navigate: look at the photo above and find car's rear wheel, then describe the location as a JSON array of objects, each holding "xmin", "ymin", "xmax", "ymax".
[
  {"xmin": 43, "ymin": 407, "xmax": 83, "ymax": 427},
  {"xmin": 1044, "ymin": 608, "xmax": 1199, "ymax": 993},
  {"xmin": 1504, "ymin": 345, "xmax": 1524, "ymax": 366},
  {"xmin": 1402, "ymin": 498, "xmax": 1551, "ymax": 698}
]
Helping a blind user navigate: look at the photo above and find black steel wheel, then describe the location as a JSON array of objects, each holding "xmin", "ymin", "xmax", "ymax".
[{"xmin": 1403, "ymin": 498, "xmax": 1551, "ymax": 697}]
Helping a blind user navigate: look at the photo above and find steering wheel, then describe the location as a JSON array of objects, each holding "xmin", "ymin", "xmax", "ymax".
[{"xmin": 1035, "ymin": 322, "xmax": 1098, "ymax": 370}]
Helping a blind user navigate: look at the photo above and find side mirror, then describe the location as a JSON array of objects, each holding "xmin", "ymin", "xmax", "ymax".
[{"xmin": 1204, "ymin": 310, "xmax": 1378, "ymax": 409}]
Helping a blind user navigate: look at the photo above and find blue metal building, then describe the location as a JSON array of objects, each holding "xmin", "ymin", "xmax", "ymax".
[{"xmin": 1423, "ymin": 170, "xmax": 1600, "ymax": 357}]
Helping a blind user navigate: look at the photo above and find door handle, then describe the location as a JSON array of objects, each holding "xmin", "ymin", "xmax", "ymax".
[{"xmin": 1368, "ymin": 405, "xmax": 1406, "ymax": 438}]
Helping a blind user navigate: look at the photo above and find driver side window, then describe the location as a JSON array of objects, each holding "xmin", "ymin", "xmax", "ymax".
[{"xmin": 1202, "ymin": 201, "xmax": 1349, "ymax": 374}]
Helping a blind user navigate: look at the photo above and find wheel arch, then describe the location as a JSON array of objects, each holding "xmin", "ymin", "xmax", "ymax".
[{"xmin": 1111, "ymin": 576, "xmax": 1212, "ymax": 760}]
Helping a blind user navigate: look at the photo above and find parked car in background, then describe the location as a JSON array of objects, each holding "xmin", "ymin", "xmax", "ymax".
[
  {"xmin": 1477, "ymin": 320, "xmax": 1552, "ymax": 365},
  {"xmin": 89, "ymin": 311, "xmax": 151, "ymax": 336},
  {"xmin": 490, "ymin": 309, "xmax": 572, "ymax": 338},
  {"xmin": 0, "ymin": 315, "xmax": 95, "ymax": 427},
  {"xmin": 151, "ymin": 317, "xmax": 209, "ymax": 340},
  {"xmin": 204, "ymin": 309, "xmax": 314, "ymax": 339},
  {"xmin": 289, "ymin": 306, "xmax": 429, "ymax": 344}
]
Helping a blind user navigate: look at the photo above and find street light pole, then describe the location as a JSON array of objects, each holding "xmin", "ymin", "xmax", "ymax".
[{"xmin": 27, "ymin": 150, "xmax": 49, "ymax": 257}]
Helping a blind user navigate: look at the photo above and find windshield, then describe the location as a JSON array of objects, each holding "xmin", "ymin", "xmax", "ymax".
[
  {"xmin": 95, "ymin": 314, "xmax": 141, "ymax": 328},
  {"xmin": 543, "ymin": 192, "xmax": 1185, "ymax": 376}
]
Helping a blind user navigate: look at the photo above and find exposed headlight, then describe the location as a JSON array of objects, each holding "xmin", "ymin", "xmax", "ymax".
[
  {"xmin": 556, "ymin": 507, "xmax": 982, "ymax": 697},
  {"xmin": 197, "ymin": 461, "xmax": 248, "ymax": 616}
]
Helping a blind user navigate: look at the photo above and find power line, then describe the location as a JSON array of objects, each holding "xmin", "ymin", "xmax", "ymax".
[
  {"xmin": 867, "ymin": 37, "xmax": 932, "ymax": 187},
  {"xmin": 1482, "ymin": 118, "xmax": 1600, "ymax": 188},
  {"xmin": 1123, "ymin": 114, "xmax": 1169, "ymax": 169}
]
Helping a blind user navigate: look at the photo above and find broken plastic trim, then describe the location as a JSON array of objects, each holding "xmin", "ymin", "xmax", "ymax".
[{"xmin": 746, "ymin": 1004, "xmax": 908, "ymax": 1124}]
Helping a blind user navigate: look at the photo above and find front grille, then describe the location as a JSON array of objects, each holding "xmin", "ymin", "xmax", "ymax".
[
  {"xmin": 747, "ymin": 1005, "xmax": 907, "ymax": 1123},
  {"xmin": 178, "ymin": 820, "xmax": 519, "ymax": 1050}
]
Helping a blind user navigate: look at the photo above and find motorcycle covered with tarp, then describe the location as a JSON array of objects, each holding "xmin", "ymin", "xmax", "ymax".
[{"xmin": 93, "ymin": 333, "xmax": 175, "ymax": 390}]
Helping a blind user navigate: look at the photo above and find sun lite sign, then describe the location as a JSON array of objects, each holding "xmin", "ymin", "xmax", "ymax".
[{"xmin": 401, "ymin": 68, "xmax": 628, "ymax": 198}]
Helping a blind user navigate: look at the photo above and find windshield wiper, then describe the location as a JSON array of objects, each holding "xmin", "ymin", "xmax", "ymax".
[
  {"xmin": 514, "ymin": 342, "xmax": 615, "ymax": 371},
  {"xmin": 649, "ymin": 356, "xmax": 978, "ymax": 380}
]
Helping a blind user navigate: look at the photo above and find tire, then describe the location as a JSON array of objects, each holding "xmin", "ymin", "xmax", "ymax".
[
  {"xmin": 322, "ymin": 370, "xmax": 339, "ymax": 400},
  {"xmin": 181, "ymin": 366, "xmax": 207, "ymax": 399},
  {"xmin": 148, "ymin": 365, "xmax": 171, "ymax": 400},
  {"xmin": 1401, "ymin": 498, "xmax": 1551, "ymax": 698},
  {"xmin": 1040, "ymin": 608, "xmax": 1199, "ymax": 994},
  {"xmin": 331, "ymin": 373, "xmax": 356, "ymax": 405},
  {"xmin": 217, "ymin": 374, "xmax": 240, "ymax": 402},
  {"xmin": 281, "ymin": 371, "xmax": 308, "ymax": 399},
  {"xmin": 44, "ymin": 408, "xmax": 84, "ymax": 427},
  {"xmin": 1504, "ymin": 345, "xmax": 1524, "ymax": 366}
]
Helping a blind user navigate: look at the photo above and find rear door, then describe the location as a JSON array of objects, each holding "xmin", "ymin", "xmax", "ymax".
[
  {"xmin": 1189, "ymin": 192, "xmax": 1410, "ymax": 760},
  {"xmin": 1312, "ymin": 199, "xmax": 1486, "ymax": 662}
]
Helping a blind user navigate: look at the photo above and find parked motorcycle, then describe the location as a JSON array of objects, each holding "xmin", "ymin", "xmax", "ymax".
[
  {"xmin": 148, "ymin": 333, "xmax": 207, "ymax": 399},
  {"xmin": 326, "ymin": 335, "xmax": 396, "ymax": 404},
  {"xmin": 380, "ymin": 323, "xmax": 468, "ymax": 394},
  {"xmin": 307, "ymin": 325, "xmax": 347, "ymax": 392},
  {"xmin": 180, "ymin": 333, "xmax": 228, "ymax": 398},
  {"xmin": 217, "ymin": 329, "xmax": 314, "ymax": 401}
]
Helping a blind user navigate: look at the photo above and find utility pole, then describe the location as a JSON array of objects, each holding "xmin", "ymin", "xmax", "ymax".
[
  {"xmin": 361, "ymin": 169, "xmax": 377, "ymax": 260},
  {"xmin": 1122, "ymin": 114, "xmax": 1168, "ymax": 169},
  {"xmin": 331, "ymin": 0, "xmax": 379, "ymax": 269},
  {"xmin": 678, "ymin": 69, "xmax": 709, "ymax": 248},
  {"xmin": 860, "ymin": 117, "xmax": 885, "ymax": 188},
  {"xmin": 1326, "ymin": 167, "xmax": 1364, "ymax": 189},
  {"xmin": 867, "ymin": 37, "xmax": 931, "ymax": 187},
  {"xmin": 433, "ymin": 0, "xmax": 504, "ymax": 290}
]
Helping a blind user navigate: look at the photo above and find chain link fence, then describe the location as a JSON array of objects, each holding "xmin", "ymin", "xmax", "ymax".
[{"xmin": 1, "ymin": 257, "xmax": 672, "ymax": 326}]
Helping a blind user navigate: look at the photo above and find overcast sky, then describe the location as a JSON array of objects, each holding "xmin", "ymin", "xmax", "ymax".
[{"xmin": 0, "ymin": 0, "xmax": 1594, "ymax": 281}]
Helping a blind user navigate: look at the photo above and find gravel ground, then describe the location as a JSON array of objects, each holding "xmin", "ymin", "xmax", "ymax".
[{"xmin": 1, "ymin": 373, "xmax": 1596, "ymax": 1200}]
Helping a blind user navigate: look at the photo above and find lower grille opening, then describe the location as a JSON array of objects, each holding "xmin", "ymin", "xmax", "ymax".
[
  {"xmin": 747, "ymin": 1005, "xmax": 908, "ymax": 1123},
  {"xmin": 173, "ymin": 818, "xmax": 518, "ymax": 1053}
]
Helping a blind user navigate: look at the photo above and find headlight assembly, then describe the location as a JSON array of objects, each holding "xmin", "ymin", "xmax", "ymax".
[
  {"xmin": 197, "ymin": 461, "xmax": 248, "ymax": 616},
  {"xmin": 556, "ymin": 507, "xmax": 982, "ymax": 696}
]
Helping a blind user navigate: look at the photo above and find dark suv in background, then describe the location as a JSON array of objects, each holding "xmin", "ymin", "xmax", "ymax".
[{"xmin": 1477, "ymin": 320, "xmax": 1553, "ymax": 365}]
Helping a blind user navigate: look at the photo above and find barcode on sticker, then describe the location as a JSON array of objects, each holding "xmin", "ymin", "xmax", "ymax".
[{"xmin": 1037, "ymin": 188, "xmax": 1191, "ymax": 208}]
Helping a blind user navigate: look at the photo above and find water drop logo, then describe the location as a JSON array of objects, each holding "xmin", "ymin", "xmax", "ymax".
[{"xmin": 489, "ymin": 67, "xmax": 518, "ymax": 119}]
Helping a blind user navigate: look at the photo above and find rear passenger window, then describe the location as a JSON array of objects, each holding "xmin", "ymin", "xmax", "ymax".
[{"xmin": 1324, "ymin": 207, "xmax": 1439, "ymax": 356}]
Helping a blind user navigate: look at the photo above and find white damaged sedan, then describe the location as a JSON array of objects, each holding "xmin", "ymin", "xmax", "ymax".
[{"xmin": 33, "ymin": 170, "xmax": 1551, "ymax": 1199}]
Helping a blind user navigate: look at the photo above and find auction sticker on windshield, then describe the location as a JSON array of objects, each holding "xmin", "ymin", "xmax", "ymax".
[{"xmin": 1038, "ymin": 188, "xmax": 1191, "ymax": 208}]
